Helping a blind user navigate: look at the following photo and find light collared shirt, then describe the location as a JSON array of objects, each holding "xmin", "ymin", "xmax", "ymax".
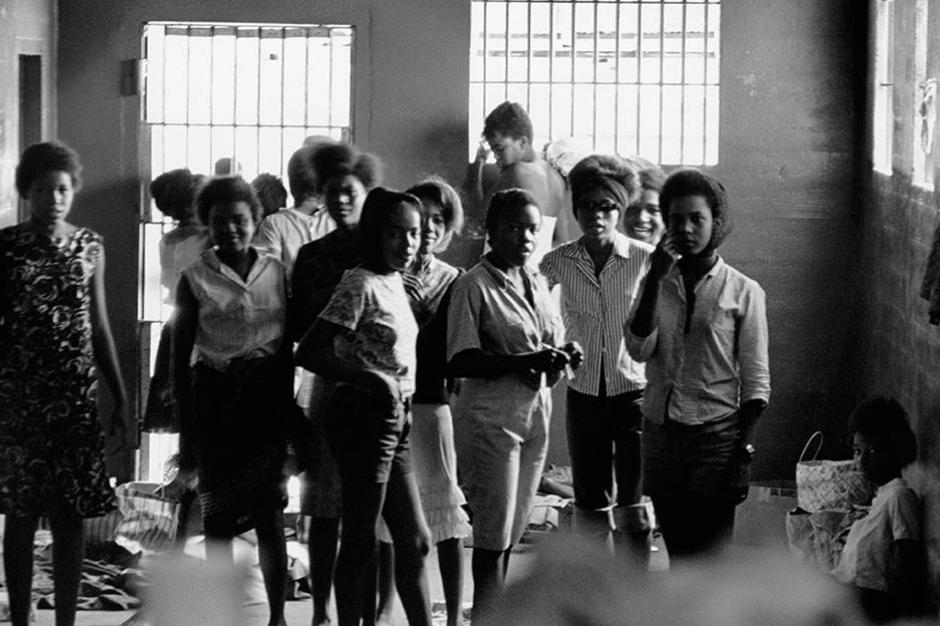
[
  {"xmin": 319, "ymin": 267, "xmax": 418, "ymax": 397},
  {"xmin": 183, "ymin": 247, "xmax": 287, "ymax": 371},
  {"xmin": 540, "ymin": 232, "xmax": 652, "ymax": 396},
  {"xmin": 253, "ymin": 207, "xmax": 335, "ymax": 277},
  {"xmin": 447, "ymin": 256, "xmax": 564, "ymax": 389},
  {"xmin": 159, "ymin": 230, "xmax": 208, "ymax": 305},
  {"xmin": 833, "ymin": 478, "xmax": 921, "ymax": 592},
  {"xmin": 625, "ymin": 257, "xmax": 770, "ymax": 425}
]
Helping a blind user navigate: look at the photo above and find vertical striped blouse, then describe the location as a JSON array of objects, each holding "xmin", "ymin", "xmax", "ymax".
[{"xmin": 539, "ymin": 232, "xmax": 652, "ymax": 396}]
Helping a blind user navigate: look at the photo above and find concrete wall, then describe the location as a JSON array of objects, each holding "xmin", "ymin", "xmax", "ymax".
[
  {"xmin": 705, "ymin": 0, "xmax": 866, "ymax": 477},
  {"xmin": 860, "ymin": 0, "xmax": 940, "ymax": 603},
  {"xmin": 56, "ymin": 0, "xmax": 864, "ymax": 481},
  {"xmin": 0, "ymin": 0, "xmax": 56, "ymax": 227}
]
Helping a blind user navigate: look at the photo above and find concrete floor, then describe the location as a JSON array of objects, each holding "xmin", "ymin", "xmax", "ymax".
[{"xmin": 29, "ymin": 532, "xmax": 670, "ymax": 626}]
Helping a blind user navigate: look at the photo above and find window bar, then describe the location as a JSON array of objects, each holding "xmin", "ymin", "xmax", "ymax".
[
  {"xmin": 680, "ymin": 1, "xmax": 687, "ymax": 164},
  {"xmin": 185, "ymin": 26, "xmax": 192, "ymax": 170},
  {"xmin": 657, "ymin": 2, "xmax": 665, "ymax": 164},
  {"xmin": 592, "ymin": 0, "xmax": 599, "ymax": 151},
  {"xmin": 255, "ymin": 27, "xmax": 263, "ymax": 177},
  {"xmin": 548, "ymin": 0, "xmax": 554, "ymax": 138},
  {"xmin": 526, "ymin": 0, "xmax": 533, "ymax": 115},
  {"xmin": 208, "ymin": 26, "xmax": 216, "ymax": 177},
  {"xmin": 328, "ymin": 28, "xmax": 335, "ymax": 132},
  {"xmin": 231, "ymin": 29, "xmax": 240, "ymax": 177},
  {"xmin": 141, "ymin": 29, "xmax": 152, "ymax": 220},
  {"xmin": 569, "ymin": 1, "xmax": 575, "ymax": 137},
  {"xmin": 161, "ymin": 26, "xmax": 169, "ymax": 180},
  {"xmin": 503, "ymin": 0, "xmax": 510, "ymax": 103},
  {"xmin": 483, "ymin": 2, "xmax": 489, "ymax": 127},
  {"xmin": 279, "ymin": 28, "xmax": 286, "ymax": 174},
  {"xmin": 613, "ymin": 0, "xmax": 621, "ymax": 156},
  {"xmin": 703, "ymin": 1, "xmax": 711, "ymax": 163},
  {"xmin": 303, "ymin": 27, "xmax": 311, "ymax": 130},
  {"xmin": 634, "ymin": 1, "xmax": 641, "ymax": 159}
]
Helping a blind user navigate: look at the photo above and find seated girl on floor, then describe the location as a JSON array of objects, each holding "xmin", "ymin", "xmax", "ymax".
[{"xmin": 832, "ymin": 396, "xmax": 930, "ymax": 623}]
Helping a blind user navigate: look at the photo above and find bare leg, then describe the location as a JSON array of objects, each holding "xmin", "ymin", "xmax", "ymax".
[
  {"xmin": 470, "ymin": 547, "xmax": 503, "ymax": 623},
  {"xmin": 375, "ymin": 540, "xmax": 396, "ymax": 624},
  {"xmin": 255, "ymin": 506, "xmax": 288, "ymax": 626},
  {"xmin": 359, "ymin": 547, "xmax": 378, "ymax": 626},
  {"xmin": 49, "ymin": 512, "xmax": 85, "ymax": 626},
  {"xmin": 3, "ymin": 514, "xmax": 38, "ymax": 626},
  {"xmin": 334, "ymin": 481, "xmax": 385, "ymax": 626},
  {"xmin": 381, "ymin": 471, "xmax": 432, "ymax": 626},
  {"xmin": 308, "ymin": 517, "xmax": 339, "ymax": 626},
  {"xmin": 436, "ymin": 537, "xmax": 464, "ymax": 626}
]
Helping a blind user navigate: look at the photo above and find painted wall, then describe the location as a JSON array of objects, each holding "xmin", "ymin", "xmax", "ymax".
[
  {"xmin": 0, "ymin": 0, "xmax": 56, "ymax": 227},
  {"xmin": 860, "ymin": 0, "xmax": 940, "ymax": 604},
  {"xmin": 56, "ymin": 0, "xmax": 864, "ymax": 481},
  {"xmin": 704, "ymin": 0, "xmax": 866, "ymax": 478}
]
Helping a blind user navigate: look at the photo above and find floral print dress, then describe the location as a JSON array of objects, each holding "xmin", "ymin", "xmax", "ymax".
[{"xmin": 0, "ymin": 223, "xmax": 115, "ymax": 519}]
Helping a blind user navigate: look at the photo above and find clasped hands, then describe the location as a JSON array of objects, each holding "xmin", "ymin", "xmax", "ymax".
[{"xmin": 529, "ymin": 341, "xmax": 584, "ymax": 374}]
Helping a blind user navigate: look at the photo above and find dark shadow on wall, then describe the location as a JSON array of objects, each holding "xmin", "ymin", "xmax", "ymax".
[{"xmin": 72, "ymin": 175, "xmax": 143, "ymax": 482}]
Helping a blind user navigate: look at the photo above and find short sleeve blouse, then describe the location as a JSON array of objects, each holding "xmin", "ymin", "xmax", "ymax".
[
  {"xmin": 319, "ymin": 266, "xmax": 419, "ymax": 397},
  {"xmin": 447, "ymin": 256, "xmax": 564, "ymax": 387}
]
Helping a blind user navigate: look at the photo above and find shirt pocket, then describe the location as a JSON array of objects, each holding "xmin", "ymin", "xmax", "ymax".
[{"xmin": 698, "ymin": 307, "xmax": 738, "ymax": 386}]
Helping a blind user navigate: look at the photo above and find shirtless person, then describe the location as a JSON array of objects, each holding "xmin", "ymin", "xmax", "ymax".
[{"xmin": 469, "ymin": 101, "xmax": 571, "ymax": 251}]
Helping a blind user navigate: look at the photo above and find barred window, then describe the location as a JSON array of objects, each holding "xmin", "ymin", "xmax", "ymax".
[
  {"xmin": 469, "ymin": 0, "xmax": 720, "ymax": 166},
  {"xmin": 137, "ymin": 22, "xmax": 353, "ymax": 480}
]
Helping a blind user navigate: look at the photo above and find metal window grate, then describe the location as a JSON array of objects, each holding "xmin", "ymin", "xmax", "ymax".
[
  {"xmin": 139, "ymin": 21, "xmax": 354, "ymax": 323},
  {"xmin": 136, "ymin": 21, "xmax": 354, "ymax": 481},
  {"xmin": 469, "ymin": 0, "xmax": 720, "ymax": 166}
]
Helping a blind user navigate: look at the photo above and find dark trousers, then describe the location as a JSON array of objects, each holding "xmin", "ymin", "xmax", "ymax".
[
  {"xmin": 566, "ymin": 387, "xmax": 644, "ymax": 510},
  {"xmin": 644, "ymin": 413, "xmax": 740, "ymax": 558}
]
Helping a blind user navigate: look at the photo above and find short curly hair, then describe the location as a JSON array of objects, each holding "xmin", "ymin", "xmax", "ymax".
[
  {"xmin": 623, "ymin": 156, "xmax": 666, "ymax": 194},
  {"xmin": 195, "ymin": 176, "xmax": 263, "ymax": 227},
  {"xmin": 312, "ymin": 142, "xmax": 383, "ymax": 191},
  {"xmin": 485, "ymin": 188, "xmax": 539, "ymax": 236},
  {"xmin": 16, "ymin": 141, "xmax": 83, "ymax": 197},
  {"xmin": 567, "ymin": 155, "xmax": 640, "ymax": 218},
  {"xmin": 405, "ymin": 177, "xmax": 465, "ymax": 236},
  {"xmin": 483, "ymin": 101, "xmax": 533, "ymax": 143},
  {"xmin": 286, "ymin": 146, "xmax": 319, "ymax": 205},
  {"xmin": 251, "ymin": 173, "xmax": 288, "ymax": 217},
  {"xmin": 660, "ymin": 169, "xmax": 732, "ymax": 249},
  {"xmin": 150, "ymin": 168, "xmax": 198, "ymax": 221},
  {"xmin": 849, "ymin": 396, "xmax": 918, "ymax": 469}
]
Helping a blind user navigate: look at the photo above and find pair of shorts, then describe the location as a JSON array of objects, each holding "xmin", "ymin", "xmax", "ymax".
[{"xmin": 325, "ymin": 383, "xmax": 412, "ymax": 484}]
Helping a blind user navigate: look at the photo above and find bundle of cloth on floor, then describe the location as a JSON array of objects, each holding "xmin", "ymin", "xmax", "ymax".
[{"xmin": 9, "ymin": 482, "xmax": 311, "ymax": 614}]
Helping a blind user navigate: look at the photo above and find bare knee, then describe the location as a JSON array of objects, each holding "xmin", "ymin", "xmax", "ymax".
[{"xmin": 406, "ymin": 527, "xmax": 432, "ymax": 559}]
